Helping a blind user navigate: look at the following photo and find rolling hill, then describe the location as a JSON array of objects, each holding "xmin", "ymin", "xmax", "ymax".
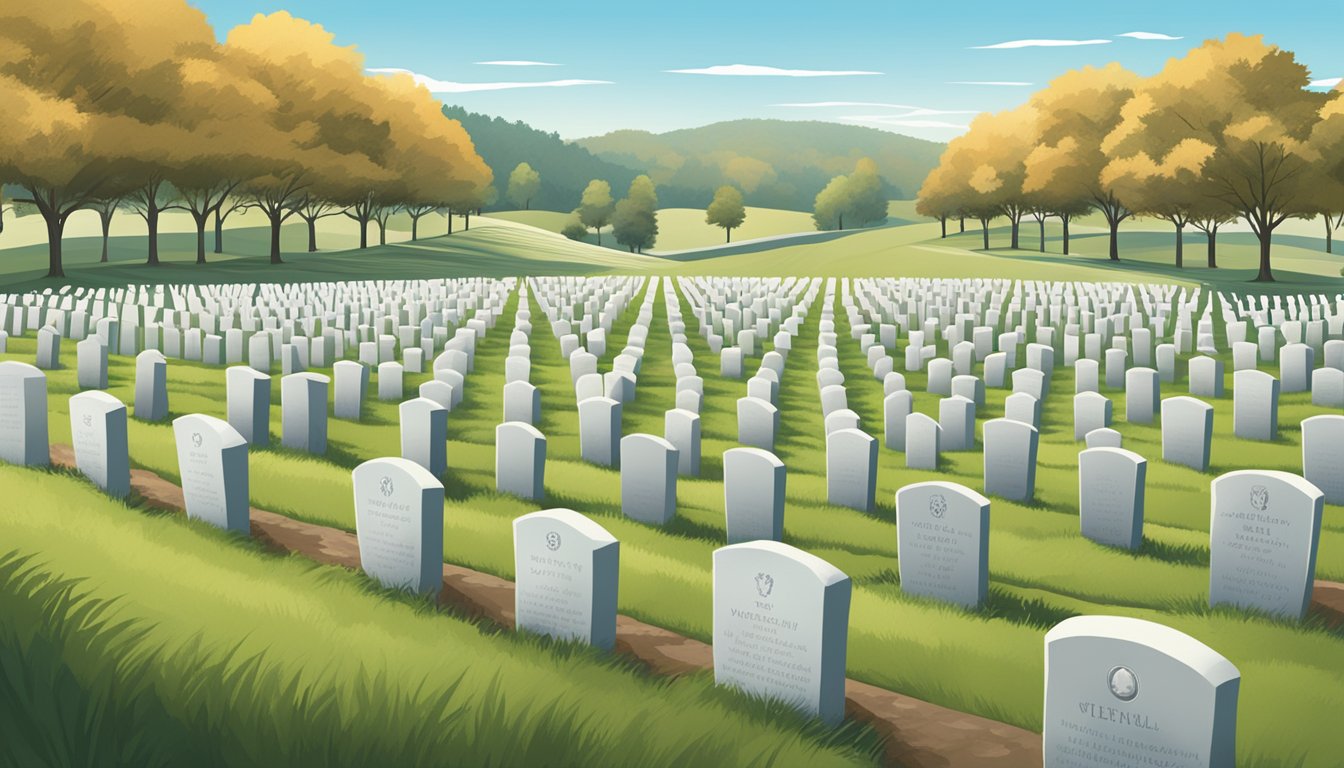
[{"xmin": 575, "ymin": 120, "xmax": 946, "ymax": 212}]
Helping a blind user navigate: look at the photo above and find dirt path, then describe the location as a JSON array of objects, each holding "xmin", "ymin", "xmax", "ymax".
[{"xmin": 61, "ymin": 444, "xmax": 1344, "ymax": 766}]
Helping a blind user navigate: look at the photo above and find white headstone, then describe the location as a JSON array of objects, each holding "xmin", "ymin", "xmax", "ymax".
[
  {"xmin": 723, "ymin": 447, "xmax": 786, "ymax": 543},
  {"xmin": 712, "ymin": 541, "xmax": 851, "ymax": 726},
  {"xmin": 68, "ymin": 390, "xmax": 129, "ymax": 498},
  {"xmin": 281, "ymin": 373, "xmax": 329, "ymax": 454},
  {"xmin": 982, "ymin": 418, "xmax": 1038, "ymax": 502},
  {"xmin": 1209, "ymin": 470, "xmax": 1323, "ymax": 621},
  {"xmin": 0, "ymin": 361, "xmax": 48, "ymax": 466},
  {"xmin": 496, "ymin": 421, "xmax": 546, "ymax": 500},
  {"xmin": 399, "ymin": 397, "xmax": 447, "ymax": 477},
  {"xmin": 578, "ymin": 397, "xmax": 621, "ymax": 467},
  {"xmin": 1043, "ymin": 615, "xmax": 1239, "ymax": 768},
  {"xmin": 1301, "ymin": 414, "xmax": 1344, "ymax": 505},
  {"xmin": 133, "ymin": 349, "xmax": 169, "ymax": 421},
  {"xmin": 352, "ymin": 457, "xmax": 445, "ymax": 594},
  {"xmin": 619, "ymin": 434, "xmax": 678, "ymax": 525},
  {"xmin": 1161, "ymin": 397, "xmax": 1213, "ymax": 472},
  {"xmin": 513, "ymin": 508, "xmax": 619, "ymax": 649},
  {"xmin": 1079, "ymin": 447, "xmax": 1147, "ymax": 550},
  {"xmin": 173, "ymin": 414, "xmax": 250, "ymax": 534},
  {"xmin": 895, "ymin": 481, "xmax": 989, "ymax": 608},
  {"xmin": 826, "ymin": 428, "xmax": 877, "ymax": 512}
]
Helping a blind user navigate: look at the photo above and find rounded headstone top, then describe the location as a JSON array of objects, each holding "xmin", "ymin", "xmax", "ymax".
[{"xmin": 1045, "ymin": 615, "xmax": 1239, "ymax": 686}]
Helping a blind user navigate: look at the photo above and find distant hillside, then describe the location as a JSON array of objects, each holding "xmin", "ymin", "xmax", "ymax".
[
  {"xmin": 443, "ymin": 106, "xmax": 637, "ymax": 213},
  {"xmin": 575, "ymin": 120, "xmax": 945, "ymax": 212}
]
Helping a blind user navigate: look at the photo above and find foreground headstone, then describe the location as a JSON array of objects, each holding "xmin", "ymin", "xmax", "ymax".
[
  {"xmin": 281, "ymin": 373, "xmax": 329, "ymax": 454},
  {"xmin": 1078, "ymin": 448, "xmax": 1147, "ymax": 550},
  {"xmin": 712, "ymin": 541, "xmax": 851, "ymax": 726},
  {"xmin": 1301, "ymin": 415, "xmax": 1344, "ymax": 505},
  {"xmin": 0, "ymin": 361, "xmax": 48, "ymax": 466},
  {"xmin": 399, "ymin": 397, "xmax": 448, "ymax": 477},
  {"xmin": 737, "ymin": 396, "xmax": 779, "ymax": 452},
  {"xmin": 1209, "ymin": 470, "xmax": 1323, "ymax": 621},
  {"xmin": 496, "ymin": 421, "xmax": 546, "ymax": 500},
  {"xmin": 620, "ymin": 434, "xmax": 678, "ymax": 525},
  {"xmin": 352, "ymin": 457, "xmax": 445, "ymax": 594},
  {"xmin": 226, "ymin": 366, "xmax": 271, "ymax": 446},
  {"xmin": 513, "ymin": 508, "xmax": 619, "ymax": 650},
  {"xmin": 895, "ymin": 481, "xmax": 990, "ymax": 608},
  {"xmin": 133, "ymin": 350, "xmax": 169, "ymax": 421},
  {"xmin": 723, "ymin": 447, "xmax": 786, "ymax": 543},
  {"xmin": 68, "ymin": 391, "xmax": 130, "ymax": 498},
  {"xmin": 1044, "ymin": 615, "xmax": 1239, "ymax": 768},
  {"xmin": 173, "ymin": 414, "xmax": 250, "ymax": 534}
]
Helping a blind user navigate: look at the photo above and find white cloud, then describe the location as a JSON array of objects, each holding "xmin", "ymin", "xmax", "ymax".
[
  {"xmin": 948, "ymin": 81, "xmax": 1034, "ymax": 87},
  {"xmin": 971, "ymin": 39, "xmax": 1110, "ymax": 49},
  {"xmin": 1309, "ymin": 77, "xmax": 1342, "ymax": 88},
  {"xmin": 1117, "ymin": 31, "xmax": 1183, "ymax": 40},
  {"xmin": 475, "ymin": 60, "xmax": 560, "ymax": 67},
  {"xmin": 665, "ymin": 64, "xmax": 882, "ymax": 77},
  {"xmin": 771, "ymin": 102, "xmax": 978, "ymax": 116},
  {"xmin": 838, "ymin": 115, "xmax": 969, "ymax": 130},
  {"xmin": 367, "ymin": 67, "xmax": 611, "ymax": 93}
]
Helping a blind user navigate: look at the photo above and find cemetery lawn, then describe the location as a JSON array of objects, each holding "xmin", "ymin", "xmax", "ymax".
[
  {"xmin": 0, "ymin": 465, "xmax": 882, "ymax": 767},
  {"xmin": 3, "ymin": 216, "xmax": 1344, "ymax": 764}
]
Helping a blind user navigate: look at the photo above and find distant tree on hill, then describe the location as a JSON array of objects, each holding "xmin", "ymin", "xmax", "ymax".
[
  {"xmin": 612, "ymin": 175, "xmax": 658, "ymax": 252},
  {"xmin": 507, "ymin": 162, "xmax": 541, "ymax": 210},
  {"xmin": 578, "ymin": 180, "xmax": 615, "ymax": 245},
  {"xmin": 705, "ymin": 185, "xmax": 746, "ymax": 242},
  {"xmin": 561, "ymin": 210, "xmax": 588, "ymax": 240},
  {"xmin": 813, "ymin": 158, "xmax": 888, "ymax": 231}
]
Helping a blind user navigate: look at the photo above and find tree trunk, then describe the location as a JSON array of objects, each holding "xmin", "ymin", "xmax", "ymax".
[
  {"xmin": 959, "ymin": 216, "xmax": 965, "ymax": 234},
  {"xmin": 980, "ymin": 218, "xmax": 989, "ymax": 250},
  {"xmin": 838, "ymin": 214, "xmax": 844, "ymax": 231},
  {"xmin": 269, "ymin": 212, "xmax": 284, "ymax": 265},
  {"xmin": 525, "ymin": 199, "xmax": 530, "ymax": 210},
  {"xmin": 1062, "ymin": 215, "xmax": 1071, "ymax": 255},
  {"xmin": 1327, "ymin": 217, "xmax": 1334, "ymax": 255},
  {"xmin": 194, "ymin": 212, "xmax": 207, "ymax": 265},
  {"xmin": 1254, "ymin": 231, "xmax": 1274, "ymax": 282},
  {"xmin": 1009, "ymin": 215, "xmax": 1019, "ymax": 249},
  {"xmin": 100, "ymin": 213, "xmax": 113, "ymax": 263},
  {"xmin": 145, "ymin": 207, "xmax": 160, "ymax": 266},
  {"xmin": 1174, "ymin": 223, "xmax": 1184, "ymax": 268},
  {"xmin": 1108, "ymin": 218, "xmax": 1120, "ymax": 261},
  {"xmin": 1207, "ymin": 231, "xmax": 1217, "ymax": 268},
  {"xmin": 214, "ymin": 208, "xmax": 225, "ymax": 254},
  {"xmin": 447, "ymin": 209, "xmax": 454, "ymax": 235},
  {"xmin": 46, "ymin": 214, "xmax": 65, "ymax": 278},
  {"xmin": 1038, "ymin": 218, "xmax": 1045, "ymax": 253},
  {"xmin": 378, "ymin": 220, "xmax": 386, "ymax": 246},
  {"xmin": 939, "ymin": 215, "xmax": 947, "ymax": 238},
  {"xmin": 465, "ymin": 211, "xmax": 471, "ymax": 231},
  {"xmin": 358, "ymin": 218, "xmax": 368, "ymax": 249},
  {"xmin": 411, "ymin": 216, "xmax": 419, "ymax": 241},
  {"xmin": 726, "ymin": 227, "xmax": 732, "ymax": 244},
  {"xmin": 307, "ymin": 218, "xmax": 318, "ymax": 252}
]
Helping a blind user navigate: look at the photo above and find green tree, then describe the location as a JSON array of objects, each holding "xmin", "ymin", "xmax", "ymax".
[
  {"xmin": 578, "ymin": 180, "xmax": 614, "ymax": 245},
  {"xmin": 612, "ymin": 175, "xmax": 658, "ymax": 253},
  {"xmin": 561, "ymin": 210, "xmax": 588, "ymax": 240},
  {"xmin": 705, "ymin": 185, "xmax": 746, "ymax": 242},
  {"xmin": 812, "ymin": 158, "xmax": 889, "ymax": 232},
  {"xmin": 506, "ymin": 162, "xmax": 541, "ymax": 210}
]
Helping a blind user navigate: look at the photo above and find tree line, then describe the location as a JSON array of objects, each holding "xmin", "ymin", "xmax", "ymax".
[
  {"xmin": 0, "ymin": 1, "xmax": 492, "ymax": 278},
  {"xmin": 916, "ymin": 34, "xmax": 1344, "ymax": 282}
]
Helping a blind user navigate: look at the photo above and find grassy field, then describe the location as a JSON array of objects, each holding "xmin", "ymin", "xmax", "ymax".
[
  {"xmin": 1, "ymin": 215, "xmax": 1343, "ymax": 764},
  {"xmin": 0, "ymin": 466, "xmax": 881, "ymax": 766}
]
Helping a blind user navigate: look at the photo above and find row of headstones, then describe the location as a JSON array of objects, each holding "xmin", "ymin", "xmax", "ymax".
[{"xmin": 0, "ymin": 361, "xmax": 1265, "ymax": 765}]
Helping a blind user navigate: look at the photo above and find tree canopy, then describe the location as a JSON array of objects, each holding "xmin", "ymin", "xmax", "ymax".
[
  {"xmin": 0, "ymin": 2, "xmax": 491, "ymax": 276},
  {"xmin": 705, "ymin": 186, "xmax": 746, "ymax": 243}
]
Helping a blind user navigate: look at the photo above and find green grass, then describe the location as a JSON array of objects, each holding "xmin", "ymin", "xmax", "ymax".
[
  {"xmin": 0, "ymin": 467, "xmax": 881, "ymax": 767},
  {"xmin": 2, "ymin": 212, "xmax": 1344, "ymax": 764}
]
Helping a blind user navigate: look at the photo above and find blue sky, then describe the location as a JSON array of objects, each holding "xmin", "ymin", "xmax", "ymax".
[{"xmin": 191, "ymin": 0, "xmax": 1342, "ymax": 142}]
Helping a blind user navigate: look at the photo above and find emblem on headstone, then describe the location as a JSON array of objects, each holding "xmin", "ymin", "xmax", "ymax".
[
  {"xmin": 545, "ymin": 531, "xmax": 561, "ymax": 551},
  {"xmin": 379, "ymin": 476, "xmax": 395, "ymax": 497},
  {"xmin": 1249, "ymin": 485, "xmax": 1269, "ymax": 512},
  {"xmin": 929, "ymin": 493, "xmax": 947, "ymax": 519},
  {"xmin": 755, "ymin": 572, "xmax": 774, "ymax": 598},
  {"xmin": 82, "ymin": 414, "xmax": 93, "ymax": 427},
  {"xmin": 191, "ymin": 432, "xmax": 203, "ymax": 448},
  {"xmin": 1107, "ymin": 666, "xmax": 1138, "ymax": 701}
]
